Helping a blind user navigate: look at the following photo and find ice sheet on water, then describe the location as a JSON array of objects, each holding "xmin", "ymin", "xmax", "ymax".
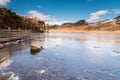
[
  {"xmin": 35, "ymin": 69, "xmax": 47, "ymax": 74},
  {"xmin": 35, "ymin": 57, "xmax": 47, "ymax": 61},
  {"xmin": 8, "ymin": 72, "xmax": 19, "ymax": 80},
  {"xmin": 0, "ymin": 58, "xmax": 13, "ymax": 70},
  {"xmin": 1, "ymin": 71, "xmax": 19, "ymax": 80}
]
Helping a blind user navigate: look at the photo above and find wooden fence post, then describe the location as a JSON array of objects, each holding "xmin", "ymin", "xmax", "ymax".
[
  {"xmin": 8, "ymin": 27, "xmax": 11, "ymax": 31},
  {"xmin": 25, "ymin": 29, "xmax": 27, "ymax": 40},
  {"xmin": 18, "ymin": 28, "xmax": 21, "ymax": 40},
  {"xmin": 8, "ymin": 27, "xmax": 11, "ymax": 38},
  {"xmin": 28, "ymin": 29, "xmax": 31, "ymax": 39}
]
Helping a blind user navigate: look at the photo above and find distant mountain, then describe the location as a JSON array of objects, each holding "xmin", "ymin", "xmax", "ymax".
[
  {"xmin": 60, "ymin": 19, "xmax": 88, "ymax": 27},
  {"xmin": 49, "ymin": 24, "xmax": 59, "ymax": 29},
  {"xmin": 50, "ymin": 16, "xmax": 120, "ymax": 32},
  {"xmin": 74, "ymin": 20, "xmax": 88, "ymax": 26}
]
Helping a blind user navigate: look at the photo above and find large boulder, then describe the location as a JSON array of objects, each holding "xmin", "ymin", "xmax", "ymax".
[{"xmin": 30, "ymin": 45, "xmax": 43, "ymax": 55}]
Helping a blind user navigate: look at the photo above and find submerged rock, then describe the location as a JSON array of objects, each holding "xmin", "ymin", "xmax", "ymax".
[
  {"xmin": 108, "ymin": 73, "xmax": 115, "ymax": 80},
  {"xmin": 93, "ymin": 46, "xmax": 100, "ymax": 48},
  {"xmin": 112, "ymin": 50, "xmax": 120, "ymax": 54}
]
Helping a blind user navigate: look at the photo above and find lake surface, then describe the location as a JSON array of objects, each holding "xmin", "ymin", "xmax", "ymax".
[{"xmin": 0, "ymin": 32, "xmax": 120, "ymax": 80}]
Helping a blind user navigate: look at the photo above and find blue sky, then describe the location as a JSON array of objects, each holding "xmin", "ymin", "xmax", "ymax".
[{"xmin": 0, "ymin": 0, "xmax": 120, "ymax": 25}]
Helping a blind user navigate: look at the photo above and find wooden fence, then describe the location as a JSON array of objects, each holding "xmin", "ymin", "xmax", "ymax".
[{"xmin": 0, "ymin": 28, "xmax": 31, "ymax": 43}]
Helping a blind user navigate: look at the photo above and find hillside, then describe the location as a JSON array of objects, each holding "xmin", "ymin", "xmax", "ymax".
[
  {"xmin": 50, "ymin": 16, "xmax": 120, "ymax": 32},
  {"xmin": 0, "ymin": 8, "xmax": 47, "ymax": 32}
]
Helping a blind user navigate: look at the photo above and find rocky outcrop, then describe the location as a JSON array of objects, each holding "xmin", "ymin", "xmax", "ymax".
[
  {"xmin": 61, "ymin": 23, "xmax": 73, "ymax": 27},
  {"xmin": 60, "ymin": 20, "xmax": 88, "ymax": 27},
  {"xmin": 115, "ymin": 16, "xmax": 120, "ymax": 24},
  {"xmin": 74, "ymin": 20, "xmax": 88, "ymax": 26}
]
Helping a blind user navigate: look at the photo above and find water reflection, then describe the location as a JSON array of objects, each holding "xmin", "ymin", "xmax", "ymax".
[
  {"xmin": 0, "ymin": 33, "xmax": 120, "ymax": 80},
  {"xmin": 30, "ymin": 50, "xmax": 40, "ymax": 55}
]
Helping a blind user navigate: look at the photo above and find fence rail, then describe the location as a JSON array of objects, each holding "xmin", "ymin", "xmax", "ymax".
[{"xmin": 0, "ymin": 28, "xmax": 31, "ymax": 43}]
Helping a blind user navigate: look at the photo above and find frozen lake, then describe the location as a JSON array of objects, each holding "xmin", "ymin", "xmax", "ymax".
[{"xmin": 0, "ymin": 32, "xmax": 120, "ymax": 80}]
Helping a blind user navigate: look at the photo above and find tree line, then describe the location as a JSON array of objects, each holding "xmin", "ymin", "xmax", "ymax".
[{"xmin": 0, "ymin": 8, "xmax": 49, "ymax": 32}]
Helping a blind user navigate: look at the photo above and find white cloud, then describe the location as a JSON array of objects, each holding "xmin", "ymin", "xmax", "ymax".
[
  {"xmin": 27, "ymin": 10, "xmax": 50, "ymax": 21},
  {"xmin": 27, "ymin": 10, "xmax": 70, "ymax": 25},
  {"xmin": 46, "ymin": 18, "xmax": 61, "ymax": 25},
  {"xmin": 87, "ymin": 10, "xmax": 109, "ymax": 22},
  {"xmin": 113, "ymin": 9, "xmax": 120, "ymax": 14},
  {"xmin": 0, "ymin": 0, "xmax": 10, "ymax": 6},
  {"xmin": 46, "ymin": 18, "xmax": 73, "ymax": 25}
]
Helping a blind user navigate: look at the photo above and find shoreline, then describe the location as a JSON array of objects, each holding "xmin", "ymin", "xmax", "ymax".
[
  {"xmin": 0, "ymin": 33, "xmax": 42, "ymax": 49},
  {"xmin": 49, "ymin": 30, "xmax": 120, "ymax": 33},
  {"xmin": 1, "ymin": 31, "xmax": 120, "ymax": 48}
]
